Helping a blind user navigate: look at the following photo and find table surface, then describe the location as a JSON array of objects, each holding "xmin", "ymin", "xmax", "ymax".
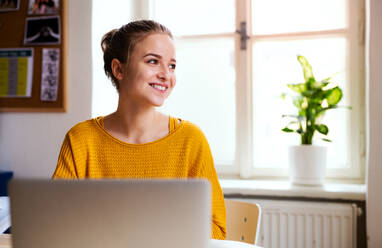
[
  {"xmin": 0, "ymin": 235, "xmax": 262, "ymax": 248},
  {"xmin": 0, "ymin": 234, "xmax": 10, "ymax": 248},
  {"xmin": 211, "ymin": 239, "xmax": 262, "ymax": 248}
]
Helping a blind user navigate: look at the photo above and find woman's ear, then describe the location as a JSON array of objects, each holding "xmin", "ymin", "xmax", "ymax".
[{"xmin": 111, "ymin": 58, "xmax": 124, "ymax": 81}]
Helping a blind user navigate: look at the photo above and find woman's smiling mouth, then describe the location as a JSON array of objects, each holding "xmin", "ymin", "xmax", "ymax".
[{"xmin": 149, "ymin": 83, "xmax": 168, "ymax": 92}]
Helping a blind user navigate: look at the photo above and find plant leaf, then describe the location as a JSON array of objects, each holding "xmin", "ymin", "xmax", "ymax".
[
  {"xmin": 313, "ymin": 80, "xmax": 329, "ymax": 89},
  {"xmin": 323, "ymin": 71, "xmax": 341, "ymax": 82},
  {"xmin": 311, "ymin": 89, "xmax": 326, "ymax": 99},
  {"xmin": 281, "ymin": 114, "xmax": 298, "ymax": 118},
  {"xmin": 287, "ymin": 83, "xmax": 306, "ymax": 94},
  {"xmin": 306, "ymin": 77, "xmax": 315, "ymax": 90},
  {"xmin": 282, "ymin": 127, "xmax": 295, "ymax": 133},
  {"xmin": 315, "ymin": 124, "xmax": 329, "ymax": 135},
  {"xmin": 326, "ymin": 87, "xmax": 343, "ymax": 105},
  {"xmin": 282, "ymin": 115, "xmax": 304, "ymax": 123},
  {"xmin": 321, "ymin": 138, "xmax": 332, "ymax": 142},
  {"xmin": 297, "ymin": 55, "xmax": 314, "ymax": 82},
  {"xmin": 293, "ymin": 97, "xmax": 303, "ymax": 109},
  {"xmin": 287, "ymin": 121, "xmax": 299, "ymax": 125}
]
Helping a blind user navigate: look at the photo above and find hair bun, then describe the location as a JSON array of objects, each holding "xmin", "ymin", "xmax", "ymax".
[{"xmin": 101, "ymin": 29, "xmax": 117, "ymax": 53}]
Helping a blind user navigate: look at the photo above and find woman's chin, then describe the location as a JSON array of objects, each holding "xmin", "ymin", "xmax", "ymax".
[
  {"xmin": 152, "ymin": 101, "xmax": 165, "ymax": 107},
  {"xmin": 148, "ymin": 96, "xmax": 168, "ymax": 107},
  {"xmin": 147, "ymin": 99, "xmax": 165, "ymax": 108}
]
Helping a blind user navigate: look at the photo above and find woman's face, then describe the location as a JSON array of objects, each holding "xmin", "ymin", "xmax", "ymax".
[{"xmin": 118, "ymin": 33, "xmax": 176, "ymax": 107}]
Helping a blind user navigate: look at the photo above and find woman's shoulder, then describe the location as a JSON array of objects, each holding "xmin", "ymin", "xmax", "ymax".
[
  {"xmin": 180, "ymin": 119, "xmax": 203, "ymax": 132},
  {"xmin": 176, "ymin": 118, "xmax": 208, "ymax": 141},
  {"xmin": 173, "ymin": 119, "xmax": 212, "ymax": 157},
  {"xmin": 66, "ymin": 117, "xmax": 101, "ymax": 138}
]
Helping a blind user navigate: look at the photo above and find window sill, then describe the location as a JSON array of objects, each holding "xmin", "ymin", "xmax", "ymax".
[{"xmin": 220, "ymin": 179, "xmax": 366, "ymax": 201}]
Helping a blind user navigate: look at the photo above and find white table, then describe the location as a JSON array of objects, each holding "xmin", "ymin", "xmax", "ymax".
[
  {"xmin": 0, "ymin": 235, "xmax": 262, "ymax": 248},
  {"xmin": 0, "ymin": 234, "xmax": 10, "ymax": 248},
  {"xmin": 211, "ymin": 239, "xmax": 262, "ymax": 248}
]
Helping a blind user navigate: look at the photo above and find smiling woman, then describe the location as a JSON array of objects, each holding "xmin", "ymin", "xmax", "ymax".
[
  {"xmin": 52, "ymin": 20, "xmax": 226, "ymax": 240},
  {"xmin": 109, "ymin": 33, "xmax": 176, "ymax": 112}
]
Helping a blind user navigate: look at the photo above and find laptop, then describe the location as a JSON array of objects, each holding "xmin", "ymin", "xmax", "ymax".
[{"xmin": 8, "ymin": 179, "xmax": 211, "ymax": 248}]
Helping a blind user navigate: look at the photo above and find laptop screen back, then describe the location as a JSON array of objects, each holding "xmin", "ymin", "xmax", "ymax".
[{"xmin": 9, "ymin": 179, "xmax": 211, "ymax": 248}]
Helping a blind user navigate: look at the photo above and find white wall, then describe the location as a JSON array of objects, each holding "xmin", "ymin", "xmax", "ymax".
[
  {"xmin": 366, "ymin": 0, "xmax": 382, "ymax": 246},
  {"xmin": 0, "ymin": 0, "xmax": 93, "ymax": 177}
]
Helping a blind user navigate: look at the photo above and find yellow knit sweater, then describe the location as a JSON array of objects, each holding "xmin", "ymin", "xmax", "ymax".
[{"xmin": 53, "ymin": 116, "xmax": 226, "ymax": 239}]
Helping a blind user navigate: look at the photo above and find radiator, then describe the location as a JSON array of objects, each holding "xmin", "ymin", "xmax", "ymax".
[{"xmin": 239, "ymin": 199, "xmax": 357, "ymax": 248}]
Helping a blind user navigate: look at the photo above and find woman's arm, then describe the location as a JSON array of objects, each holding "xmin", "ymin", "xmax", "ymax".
[
  {"xmin": 188, "ymin": 127, "xmax": 227, "ymax": 239},
  {"xmin": 52, "ymin": 134, "xmax": 78, "ymax": 179},
  {"xmin": 201, "ymin": 156, "xmax": 227, "ymax": 240}
]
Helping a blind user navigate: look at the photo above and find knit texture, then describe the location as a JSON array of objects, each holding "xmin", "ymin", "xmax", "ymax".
[{"xmin": 53, "ymin": 116, "xmax": 226, "ymax": 239}]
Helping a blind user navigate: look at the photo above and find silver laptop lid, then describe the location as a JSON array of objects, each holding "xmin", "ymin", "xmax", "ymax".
[{"xmin": 9, "ymin": 179, "xmax": 211, "ymax": 248}]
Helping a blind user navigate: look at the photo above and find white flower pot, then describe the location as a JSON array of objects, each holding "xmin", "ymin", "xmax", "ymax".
[{"xmin": 288, "ymin": 145, "xmax": 327, "ymax": 186}]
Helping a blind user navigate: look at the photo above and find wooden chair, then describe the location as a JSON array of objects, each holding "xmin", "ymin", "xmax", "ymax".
[{"xmin": 225, "ymin": 199, "xmax": 261, "ymax": 245}]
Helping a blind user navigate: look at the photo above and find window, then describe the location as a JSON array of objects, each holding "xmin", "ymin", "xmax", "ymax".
[
  {"xmin": 247, "ymin": 0, "xmax": 366, "ymax": 180},
  {"xmin": 151, "ymin": 0, "xmax": 237, "ymax": 167},
  {"xmin": 92, "ymin": 0, "xmax": 365, "ymax": 181}
]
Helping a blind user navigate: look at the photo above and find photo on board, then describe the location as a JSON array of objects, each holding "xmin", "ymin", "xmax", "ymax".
[
  {"xmin": 0, "ymin": 0, "xmax": 19, "ymax": 12},
  {"xmin": 41, "ymin": 48, "xmax": 60, "ymax": 101},
  {"xmin": 28, "ymin": 0, "xmax": 59, "ymax": 15},
  {"xmin": 24, "ymin": 16, "xmax": 61, "ymax": 45}
]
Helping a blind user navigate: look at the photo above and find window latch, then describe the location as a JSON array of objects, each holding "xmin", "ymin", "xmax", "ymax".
[{"xmin": 236, "ymin": 22, "xmax": 250, "ymax": 50}]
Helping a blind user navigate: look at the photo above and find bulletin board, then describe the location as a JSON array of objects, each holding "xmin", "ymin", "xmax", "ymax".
[{"xmin": 0, "ymin": 0, "xmax": 66, "ymax": 112}]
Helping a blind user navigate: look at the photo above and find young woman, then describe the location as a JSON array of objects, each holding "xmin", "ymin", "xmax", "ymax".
[{"xmin": 53, "ymin": 20, "xmax": 226, "ymax": 239}]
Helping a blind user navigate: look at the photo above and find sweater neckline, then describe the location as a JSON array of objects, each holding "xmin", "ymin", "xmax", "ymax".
[{"xmin": 93, "ymin": 116, "xmax": 185, "ymax": 147}]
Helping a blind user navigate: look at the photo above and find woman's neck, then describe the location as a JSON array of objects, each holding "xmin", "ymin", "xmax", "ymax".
[{"xmin": 104, "ymin": 101, "xmax": 169, "ymax": 144}]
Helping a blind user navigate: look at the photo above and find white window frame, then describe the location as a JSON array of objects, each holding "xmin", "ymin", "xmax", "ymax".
[{"xmin": 148, "ymin": 0, "xmax": 366, "ymax": 182}]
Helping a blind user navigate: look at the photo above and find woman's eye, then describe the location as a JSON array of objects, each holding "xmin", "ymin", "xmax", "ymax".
[
  {"xmin": 147, "ymin": 59, "xmax": 158, "ymax": 64},
  {"xmin": 169, "ymin": 64, "xmax": 176, "ymax": 70}
]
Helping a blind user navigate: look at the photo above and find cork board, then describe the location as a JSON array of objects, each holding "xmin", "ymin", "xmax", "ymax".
[{"xmin": 0, "ymin": 0, "xmax": 66, "ymax": 112}]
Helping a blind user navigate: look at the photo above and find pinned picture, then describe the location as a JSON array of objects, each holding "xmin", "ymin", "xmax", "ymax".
[
  {"xmin": 28, "ymin": 0, "xmax": 59, "ymax": 15},
  {"xmin": 41, "ymin": 48, "xmax": 59, "ymax": 101},
  {"xmin": 0, "ymin": 0, "xmax": 19, "ymax": 12},
  {"xmin": 24, "ymin": 16, "xmax": 60, "ymax": 45},
  {"xmin": 0, "ymin": 48, "xmax": 34, "ymax": 98}
]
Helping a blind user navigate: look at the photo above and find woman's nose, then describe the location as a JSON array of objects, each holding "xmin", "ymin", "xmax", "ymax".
[{"xmin": 157, "ymin": 65, "xmax": 170, "ymax": 81}]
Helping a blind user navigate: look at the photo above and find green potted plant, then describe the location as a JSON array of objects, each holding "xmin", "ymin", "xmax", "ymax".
[{"xmin": 281, "ymin": 55, "xmax": 348, "ymax": 185}]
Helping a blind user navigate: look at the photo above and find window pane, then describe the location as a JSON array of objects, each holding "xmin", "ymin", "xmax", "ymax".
[
  {"xmin": 92, "ymin": 0, "xmax": 131, "ymax": 117},
  {"xmin": 252, "ymin": 0, "xmax": 347, "ymax": 35},
  {"xmin": 152, "ymin": 0, "xmax": 235, "ymax": 36},
  {"xmin": 252, "ymin": 37, "xmax": 350, "ymax": 169},
  {"xmin": 159, "ymin": 38, "xmax": 236, "ymax": 164}
]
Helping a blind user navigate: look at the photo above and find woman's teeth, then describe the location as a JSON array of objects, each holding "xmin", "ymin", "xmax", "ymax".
[{"xmin": 151, "ymin": 84, "xmax": 166, "ymax": 91}]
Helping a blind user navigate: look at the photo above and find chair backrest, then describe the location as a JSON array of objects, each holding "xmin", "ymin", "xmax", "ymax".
[{"xmin": 225, "ymin": 199, "xmax": 261, "ymax": 245}]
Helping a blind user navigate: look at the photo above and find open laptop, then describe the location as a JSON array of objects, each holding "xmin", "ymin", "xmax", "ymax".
[{"xmin": 8, "ymin": 179, "xmax": 211, "ymax": 248}]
